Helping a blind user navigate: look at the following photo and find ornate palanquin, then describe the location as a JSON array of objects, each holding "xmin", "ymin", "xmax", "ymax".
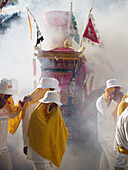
[
  {"xmin": 35, "ymin": 46, "xmax": 88, "ymax": 138},
  {"xmin": 34, "ymin": 11, "xmax": 94, "ymax": 139},
  {"xmin": 37, "ymin": 47, "xmax": 86, "ymax": 111}
]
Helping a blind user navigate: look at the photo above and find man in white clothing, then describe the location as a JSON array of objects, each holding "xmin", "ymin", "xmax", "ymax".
[
  {"xmin": 96, "ymin": 79, "xmax": 123, "ymax": 170},
  {"xmin": 115, "ymin": 98, "xmax": 128, "ymax": 170}
]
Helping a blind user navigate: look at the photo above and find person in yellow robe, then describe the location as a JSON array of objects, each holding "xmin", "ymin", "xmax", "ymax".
[
  {"xmin": 27, "ymin": 91, "xmax": 69, "ymax": 170},
  {"xmin": 18, "ymin": 77, "xmax": 60, "ymax": 158},
  {"xmin": 8, "ymin": 77, "xmax": 61, "ymax": 136},
  {"xmin": 117, "ymin": 93, "xmax": 128, "ymax": 117}
]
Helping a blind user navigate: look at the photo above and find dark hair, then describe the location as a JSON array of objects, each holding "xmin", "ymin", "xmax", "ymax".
[
  {"xmin": 49, "ymin": 103, "xmax": 57, "ymax": 111},
  {"xmin": 4, "ymin": 94, "xmax": 11, "ymax": 100},
  {"xmin": 49, "ymin": 88, "xmax": 55, "ymax": 91},
  {"xmin": 0, "ymin": 97, "xmax": 6, "ymax": 109},
  {"xmin": 114, "ymin": 86, "xmax": 120, "ymax": 89}
]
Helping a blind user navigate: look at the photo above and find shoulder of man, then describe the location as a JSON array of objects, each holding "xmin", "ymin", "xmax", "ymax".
[{"xmin": 118, "ymin": 100, "xmax": 128, "ymax": 116}]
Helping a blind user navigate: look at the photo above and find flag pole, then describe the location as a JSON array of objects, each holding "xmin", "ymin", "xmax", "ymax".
[
  {"xmin": 27, "ymin": 7, "xmax": 44, "ymax": 88},
  {"xmin": 68, "ymin": 2, "xmax": 72, "ymax": 36},
  {"xmin": 80, "ymin": 39, "xmax": 83, "ymax": 47},
  {"xmin": 67, "ymin": 1, "xmax": 72, "ymax": 44},
  {"xmin": 26, "ymin": 7, "xmax": 36, "ymax": 23},
  {"xmin": 89, "ymin": 6, "xmax": 93, "ymax": 13}
]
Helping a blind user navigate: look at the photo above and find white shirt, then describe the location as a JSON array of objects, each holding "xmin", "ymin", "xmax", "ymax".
[
  {"xmin": 0, "ymin": 104, "xmax": 11, "ymax": 150},
  {"xmin": 22, "ymin": 103, "xmax": 49, "ymax": 163},
  {"xmin": 22, "ymin": 103, "xmax": 39, "ymax": 147},
  {"xmin": 96, "ymin": 96, "xmax": 118, "ymax": 143}
]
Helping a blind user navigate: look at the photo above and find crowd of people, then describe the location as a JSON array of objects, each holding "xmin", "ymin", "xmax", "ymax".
[
  {"xmin": 1, "ymin": 77, "xmax": 128, "ymax": 170},
  {"xmin": 0, "ymin": 77, "xmax": 69, "ymax": 170}
]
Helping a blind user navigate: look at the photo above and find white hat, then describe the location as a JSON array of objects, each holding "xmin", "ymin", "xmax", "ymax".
[
  {"xmin": 105, "ymin": 79, "xmax": 122, "ymax": 90},
  {"xmin": 0, "ymin": 78, "xmax": 14, "ymax": 95},
  {"xmin": 37, "ymin": 77, "xmax": 61, "ymax": 92},
  {"xmin": 39, "ymin": 91, "xmax": 62, "ymax": 106}
]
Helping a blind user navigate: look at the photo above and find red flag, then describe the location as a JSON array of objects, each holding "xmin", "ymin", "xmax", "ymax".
[
  {"xmin": 83, "ymin": 18, "xmax": 99, "ymax": 44},
  {"xmin": 83, "ymin": 13, "xmax": 100, "ymax": 46},
  {"xmin": 82, "ymin": 10, "xmax": 114, "ymax": 71}
]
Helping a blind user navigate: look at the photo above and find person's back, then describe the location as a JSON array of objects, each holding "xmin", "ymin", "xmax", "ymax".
[
  {"xmin": 27, "ymin": 91, "xmax": 69, "ymax": 170},
  {"xmin": 21, "ymin": 77, "xmax": 62, "ymax": 170}
]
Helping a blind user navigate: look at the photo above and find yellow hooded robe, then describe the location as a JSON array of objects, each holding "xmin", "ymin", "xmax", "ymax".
[
  {"xmin": 117, "ymin": 94, "xmax": 128, "ymax": 117},
  {"xmin": 27, "ymin": 103, "xmax": 69, "ymax": 168}
]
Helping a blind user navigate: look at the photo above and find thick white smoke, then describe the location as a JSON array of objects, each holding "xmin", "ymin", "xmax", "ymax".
[{"xmin": 0, "ymin": 0, "xmax": 128, "ymax": 169}]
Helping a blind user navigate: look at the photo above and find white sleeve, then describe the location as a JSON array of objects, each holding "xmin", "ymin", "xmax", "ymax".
[
  {"xmin": 96, "ymin": 97, "xmax": 118, "ymax": 117},
  {"xmin": 124, "ymin": 121, "xmax": 128, "ymax": 142}
]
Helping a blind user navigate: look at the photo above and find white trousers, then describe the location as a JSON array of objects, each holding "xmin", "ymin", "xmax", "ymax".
[
  {"xmin": 0, "ymin": 148, "xmax": 12, "ymax": 170},
  {"xmin": 33, "ymin": 161, "xmax": 55, "ymax": 170},
  {"xmin": 99, "ymin": 141, "xmax": 117, "ymax": 170}
]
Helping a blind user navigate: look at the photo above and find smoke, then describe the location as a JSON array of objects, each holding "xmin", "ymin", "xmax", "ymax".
[
  {"xmin": 1, "ymin": 0, "xmax": 128, "ymax": 93},
  {"xmin": 0, "ymin": 0, "xmax": 127, "ymax": 169},
  {"xmin": 76, "ymin": 0, "xmax": 128, "ymax": 93}
]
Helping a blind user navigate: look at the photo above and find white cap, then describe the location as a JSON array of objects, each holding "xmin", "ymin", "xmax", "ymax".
[
  {"xmin": 39, "ymin": 91, "xmax": 62, "ymax": 106},
  {"xmin": 37, "ymin": 77, "xmax": 61, "ymax": 92},
  {"xmin": 0, "ymin": 78, "xmax": 14, "ymax": 95},
  {"xmin": 105, "ymin": 79, "xmax": 122, "ymax": 90}
]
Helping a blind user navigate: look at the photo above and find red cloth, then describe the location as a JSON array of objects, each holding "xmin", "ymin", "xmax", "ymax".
[{"xmin": 83, "ymin": 17, "xmax": 99, "ymax": 44}]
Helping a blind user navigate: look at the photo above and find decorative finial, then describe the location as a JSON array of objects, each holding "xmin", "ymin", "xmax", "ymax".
[
  {"xmin": 64, "ymin": 39, "xmax": 71, "ymax": 47},
  {"xmin": 77, "ymin": 46, "xmax": 85, "ymax": 53},
  {"xmin": 64, "ymin": 39, "xmax": 73, "ymax": 49},
  {"xmin": 89, "ymin": 6, "xmax": 93, "ymax": 13},
  {"xmin": 71, "ymin": 1, "xmax": 72, "ymax": 8}
]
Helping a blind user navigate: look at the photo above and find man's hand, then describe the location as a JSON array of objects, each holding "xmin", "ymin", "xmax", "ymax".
[
  {"xmin": 23, "ymin": 95, "xmax": 32, "ymax": 101},
  {"xmin": 19, "ymin": 95, "xmax": 32, "ymax": 107},
  {"xmin": 112, "ymin": 92, "xmax": 120, "ymax": 103}
]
